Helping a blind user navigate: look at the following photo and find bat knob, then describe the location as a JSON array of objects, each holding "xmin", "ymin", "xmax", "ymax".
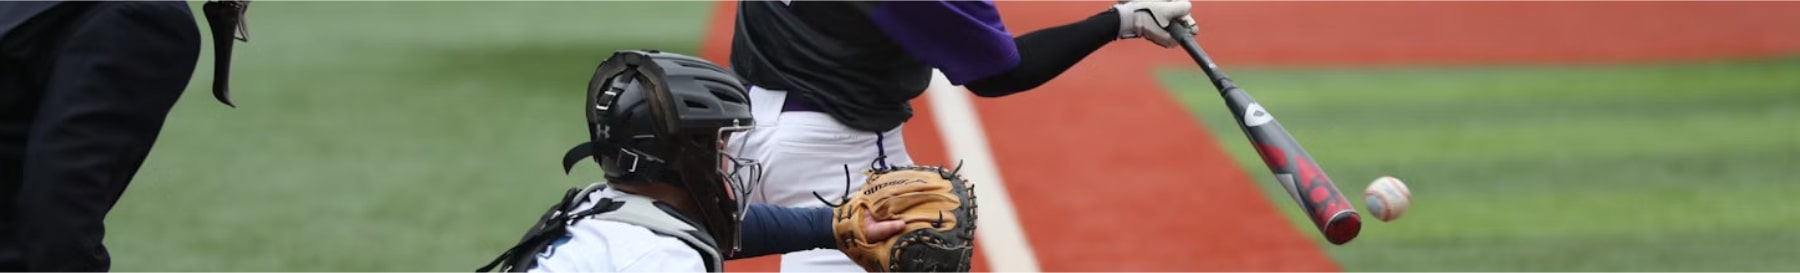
[
  {"xmin": 1323, "ymin": 211, "xmax": 1362, "ymax": 245},
  {"xmin": 1164, "ymin": 21, "xmax": 1195, "ymax": 42}
]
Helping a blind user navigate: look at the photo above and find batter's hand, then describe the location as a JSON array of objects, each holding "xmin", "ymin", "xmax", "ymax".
[{"xmin": 1114, "ymin": 0, "xmax": 1198, "ymax": 48}]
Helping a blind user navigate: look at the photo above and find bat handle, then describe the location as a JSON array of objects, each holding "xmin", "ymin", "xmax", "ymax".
[
  {"xmin": 1165, "ymin": 22, "xmax": 1203, "ymax": 66},
  {"xmin": 1163, "ymin": 22, "xmax": 1238, "ymax": 94}
]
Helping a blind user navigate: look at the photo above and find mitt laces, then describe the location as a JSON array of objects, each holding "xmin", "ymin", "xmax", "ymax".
[
  {"xmin": 811, "ymin": 164, "xmax": 854, "ymax": 208},
  {"xmin": 810, "ymin": 160, "xmax": 970, "ymax": 229},
  {"xmin": 811, "ymin": 154, "xmax": 896, "ymax": 207}
]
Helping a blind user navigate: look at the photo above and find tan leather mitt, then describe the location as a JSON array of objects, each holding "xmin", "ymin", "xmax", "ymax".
[{"xmin": 833, "ymin": 165, "xmax": 978, "ymax": 272}]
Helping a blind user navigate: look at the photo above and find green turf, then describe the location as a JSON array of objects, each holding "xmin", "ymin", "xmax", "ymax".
[
  {"xmin": 1159, "ymin": 57, "xmax": 1800, "ymax": 271},
  {"xmin": 106, "ymin": 2, "xmax": 712, "ymax": 271}
]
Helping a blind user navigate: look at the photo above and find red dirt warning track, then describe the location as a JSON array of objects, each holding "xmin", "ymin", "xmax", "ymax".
[{"xmin": 701, "ymin": 1, "xmax": 1800, "ymax": 271}]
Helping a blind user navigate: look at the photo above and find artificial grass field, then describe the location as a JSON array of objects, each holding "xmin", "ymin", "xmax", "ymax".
[
  {"xmin": 98, "ymin": 1, "xmax": 1797, "ymax": 271},
  {"xmin": 1162, "ymin": 56, "xmax": 1800, "ymax": 271}
]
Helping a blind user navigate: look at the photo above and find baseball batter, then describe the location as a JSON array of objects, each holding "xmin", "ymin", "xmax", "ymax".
[
  {"xmin": 727, "ymin": 0, "xmax": 1199, "ymax": 271},
  {"xmin": 478, "ymin": 51, "xmax": 949, "ymax": 273}
]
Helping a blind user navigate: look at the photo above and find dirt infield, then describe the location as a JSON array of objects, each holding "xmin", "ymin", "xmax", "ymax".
[{"xmin": 701, "ymin": 1, "xmax": 1800, "ymax": 271}]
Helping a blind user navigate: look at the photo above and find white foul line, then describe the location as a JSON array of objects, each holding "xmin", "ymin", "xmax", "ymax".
[{"xmin": 924, "ymin": 70, "xmax": 1041, "ymax": 272}]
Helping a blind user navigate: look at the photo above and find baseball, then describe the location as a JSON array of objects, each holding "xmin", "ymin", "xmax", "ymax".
[{"xmin": 1364, "ymin": 176, "xmax": 1411, "ymax": 222}]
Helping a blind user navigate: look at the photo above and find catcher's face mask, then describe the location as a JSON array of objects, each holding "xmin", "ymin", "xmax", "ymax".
[
  {"xmin": 704, "ymin": 120, "xmax": 765, "ymax": 253},
  {"xmin": 716, "ymin": 121, "xmax": 764, "ymax": 220}
]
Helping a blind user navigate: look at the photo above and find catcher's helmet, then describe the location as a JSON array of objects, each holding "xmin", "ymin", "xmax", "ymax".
[{"xmin": 560, "ymin": 50, "xmax": 762, "ymax": 256}]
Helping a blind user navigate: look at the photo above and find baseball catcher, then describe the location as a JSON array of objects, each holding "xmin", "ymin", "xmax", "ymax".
[{"xmin": 475, "ymin": 50, "xmax": 977, "ymax": 273}]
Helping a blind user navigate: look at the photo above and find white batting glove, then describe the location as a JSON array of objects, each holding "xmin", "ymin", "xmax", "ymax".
[{"xmin": 1114, "ymin": 0, "xmax": 1198, "ymax": 48}]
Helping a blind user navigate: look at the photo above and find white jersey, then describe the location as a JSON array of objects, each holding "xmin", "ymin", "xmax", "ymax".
[{"xmin": 527, "ymin": 188, "xmax": 708, "ymax": 273}]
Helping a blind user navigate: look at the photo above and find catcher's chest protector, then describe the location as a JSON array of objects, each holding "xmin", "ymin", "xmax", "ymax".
[
  {"xmin": 589, "ymin": 191, "xmax": 726, "ymax": 272},
  {"xmin": 480, "ymin": 184, "xmax": 723, "ymax": 273}
]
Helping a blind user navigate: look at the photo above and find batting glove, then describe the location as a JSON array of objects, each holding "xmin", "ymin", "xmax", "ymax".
[{"xmin": 1114, "ymin": 0, "xmax": 1198, "ymax": 48}]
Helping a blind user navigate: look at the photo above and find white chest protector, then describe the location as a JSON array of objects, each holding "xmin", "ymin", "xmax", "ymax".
[
  {"xmin": 479, "ymin": 183, "xmax": 724, "ymax": 272},
  {"xmin": 588, "ymin": 186, "xmax": 726, "ymax": 271}
]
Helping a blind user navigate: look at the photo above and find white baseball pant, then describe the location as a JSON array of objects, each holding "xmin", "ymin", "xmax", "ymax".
[{"xmin": 733, "ymin": 85, "xmax": 914, "ymax": 272}]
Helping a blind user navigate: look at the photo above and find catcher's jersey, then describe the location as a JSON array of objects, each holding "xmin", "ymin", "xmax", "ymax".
[
  {"xmin": 526, "ymin": 188, "xmax": 710, "ymax": 273},
  {"xmin": 728, "ymin": 0, "xmax": 1019, "ymax": 132}
]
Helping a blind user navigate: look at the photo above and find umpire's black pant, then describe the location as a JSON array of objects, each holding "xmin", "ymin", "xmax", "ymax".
[{"xmin": 0, "ymin": 1, "xmax": 201, "ymax": 271}]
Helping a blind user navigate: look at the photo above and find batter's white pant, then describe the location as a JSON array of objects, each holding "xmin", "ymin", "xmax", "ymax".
[{"xmin": 736, "ymin": 86, "xmax": 914, "ymax": 272}]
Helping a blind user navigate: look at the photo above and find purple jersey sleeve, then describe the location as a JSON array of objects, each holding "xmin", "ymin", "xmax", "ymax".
[{"xmin": 870, "ymin": 0, "xmax": 1021, "ymax": 85}]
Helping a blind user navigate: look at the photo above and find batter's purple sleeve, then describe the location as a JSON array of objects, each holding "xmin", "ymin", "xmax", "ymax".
[{"xmin": 870, "ymin": 0, "xmax": 1020, "ymax": 85}]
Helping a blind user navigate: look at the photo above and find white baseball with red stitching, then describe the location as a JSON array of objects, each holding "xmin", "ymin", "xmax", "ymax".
[{"xmin": 1365, "ymin": 176, "xmax": 1411, "ymax": 222}]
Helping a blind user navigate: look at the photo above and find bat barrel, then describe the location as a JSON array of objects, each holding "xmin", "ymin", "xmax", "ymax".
[{"xmin": 1166, "ymin": 22, "xmax": 1360, "ymax": 246}]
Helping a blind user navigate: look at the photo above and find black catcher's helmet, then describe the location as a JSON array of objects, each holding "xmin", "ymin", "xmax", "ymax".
[{"xmin": 560, "ymin": 50, "xmax": 761, "ymax": 256}]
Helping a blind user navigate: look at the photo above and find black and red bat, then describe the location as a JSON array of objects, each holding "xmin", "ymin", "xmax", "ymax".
[{"xmin": 1164, "ymin": 23, "xmax": 1361, "ymax": 245}]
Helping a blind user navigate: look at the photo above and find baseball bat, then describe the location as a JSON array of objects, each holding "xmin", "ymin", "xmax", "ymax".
[{"xmin": 1164, "ymin": 23, "xmax": 1362, "ymax": 245}]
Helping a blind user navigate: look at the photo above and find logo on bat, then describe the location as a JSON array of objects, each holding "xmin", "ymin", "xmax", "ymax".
[
  {"xmin": 1244, "ymin": 103, "xmax": 1273, "ymax": 127},
  {"xmin": 1258, "ymin": 142, "xmax": 1352, "ymax": 229}
]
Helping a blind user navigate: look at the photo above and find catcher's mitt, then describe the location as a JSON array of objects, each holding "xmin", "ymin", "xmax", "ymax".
[{"xmin": 832, "ymin": 165, "xmax": 978, "ymax": 272}]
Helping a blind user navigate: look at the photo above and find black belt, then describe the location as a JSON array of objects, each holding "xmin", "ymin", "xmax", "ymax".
[{"xmin": 781, "ymin": 95, "xmax": 823, "ymax": 112}]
